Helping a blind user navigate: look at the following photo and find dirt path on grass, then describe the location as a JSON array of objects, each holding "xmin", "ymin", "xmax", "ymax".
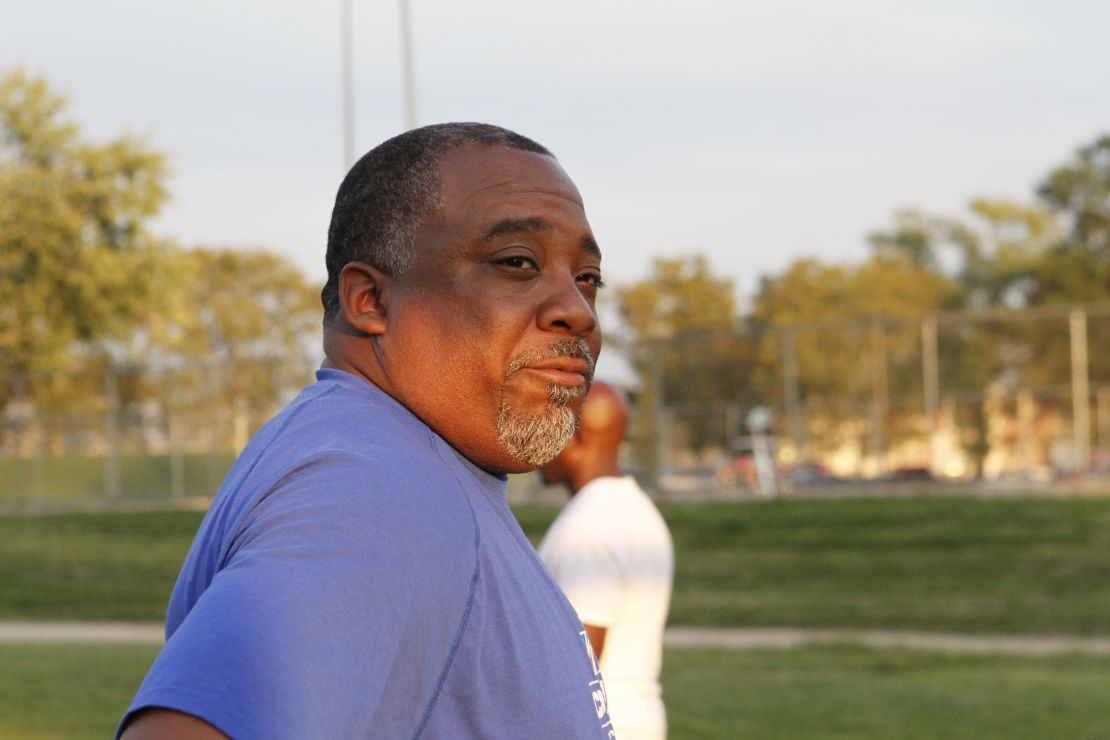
[
  {"xmin": 0, "ymin": 621, "xmax": 164, "ymax": 644},
  {"xmin": 4, "ymin": 621, "xmax": 1110, "ymax": 655},
  {"xmin": 663, "ymin": 626, "xmax": 1110, "ymax": 655}
]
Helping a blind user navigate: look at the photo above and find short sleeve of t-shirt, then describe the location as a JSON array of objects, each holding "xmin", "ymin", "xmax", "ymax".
[
  {"xmin": 539, "ymin": 495, "xmax": 623, "ymax": 628},
  {"xmin": 120, "ymin": 452, "xmax": 477, "ymax": 739}
]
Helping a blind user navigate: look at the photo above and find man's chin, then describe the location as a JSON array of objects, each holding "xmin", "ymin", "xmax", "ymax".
[{"xmin": 495, "ymin": 404, "xmax": 577, "ymax": 468}]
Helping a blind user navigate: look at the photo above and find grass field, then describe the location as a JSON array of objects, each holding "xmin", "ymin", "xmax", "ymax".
[
  {"xmin": 660, "ymin": 496, "xmax": 1110, "ymax": 634},
  {"xmin": 663, "ymin": 646, "xmax": 1110, "ymax": 739},
  {"xmin": 0, "ymin": 643, "xmax": 157, "ymax": 740},
  {"xmin": 7, "ymin": 494, "xmax": 1110, "ymax": 737},
  {"xmin": 7, "ymin": 495, "xmax": 1110, "ymax": 633},
  {"xmin": 0, "ymin": 510, "xmax": 200, "ymax": 620},
  {"xmin": 5, "ymin": 643, "xmax": 1110, "ymax": 739},
  {"xmin": 512, "ymin": 495, "xmax": 1110, "ymax": 634}
]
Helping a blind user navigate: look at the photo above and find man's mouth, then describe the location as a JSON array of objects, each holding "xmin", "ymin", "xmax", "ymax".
[
  {"xmin": 505, "ymin": 340, "xmax": 595, "ymax": 388},
  {"xmin": 518, "ymin": 358, "xmax": 592, "ymax": 386}
]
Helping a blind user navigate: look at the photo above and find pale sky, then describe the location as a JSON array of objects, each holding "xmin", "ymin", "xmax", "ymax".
[{"xmin": 6, "ymin": 0, "xmax": 1110, "ymax": 308}]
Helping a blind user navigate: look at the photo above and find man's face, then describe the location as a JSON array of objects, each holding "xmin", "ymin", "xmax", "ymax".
[{"xmin": 375, "ymin": 144, "xmax": 603, "ymax": 474}]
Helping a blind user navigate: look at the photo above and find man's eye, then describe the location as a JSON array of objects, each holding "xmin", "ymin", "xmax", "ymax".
[
  {"xmin": 578, "ymin": 273, "xmax": 606, "ymax": 289},
  {"xmin": 497, "ymin": 256, "xmax": 538, "ymax": 270}
]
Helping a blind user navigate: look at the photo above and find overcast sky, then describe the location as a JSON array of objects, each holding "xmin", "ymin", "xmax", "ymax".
[{"xmin": 6, "ymin": 0, "xmax": 1110, "ymax": 308}]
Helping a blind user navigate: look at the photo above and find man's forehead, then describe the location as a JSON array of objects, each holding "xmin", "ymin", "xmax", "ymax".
[{"xmin": 436, "ymin": 144, "xmax": 582, "ymax": 204}]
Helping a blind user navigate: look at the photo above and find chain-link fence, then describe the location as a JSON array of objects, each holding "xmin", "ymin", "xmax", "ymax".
[
  {"xmin": 634, "ymin": 303, "xmax": 1110, "ymax": 494},
  {"xmin": 5, "ymin": 302, "xmax": 1110, "ymax": 505},
  {"xmin": 0, "ymin": 359, "xmax": 318, "ymax": 506}
]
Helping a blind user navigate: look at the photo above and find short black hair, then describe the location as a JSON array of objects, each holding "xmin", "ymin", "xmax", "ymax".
[{"xmin": 322, "ymin": 122, "xmax": 553, "ymax": 323}]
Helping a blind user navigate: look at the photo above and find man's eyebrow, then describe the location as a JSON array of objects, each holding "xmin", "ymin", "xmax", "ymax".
[
  {"xmin": 481, "ymin": 217, "xmax": 552, "ymax": 241},
  {"xmin": 480, "ymin": 217, "xmax": 601, "ymax": 259},
  {"xmin": 581, "ymin": 235, "xmax": 601, "ymax": 259}
]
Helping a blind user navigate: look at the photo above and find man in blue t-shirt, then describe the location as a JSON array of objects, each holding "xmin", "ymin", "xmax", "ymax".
[{"xmin": 120, "ymin": 124, "xmax": 613, "ymax": 739}]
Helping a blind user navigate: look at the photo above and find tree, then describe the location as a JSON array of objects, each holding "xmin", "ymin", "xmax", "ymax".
[
  {"xmin": 614, "ymin": 255, "xmax": 752, "ymax": 477},
  {"xmin": 97, "ymin": 245, "xmax": 322, "ymax": 454},
  {"xmin": 0, "ymin": 68, "xmax": 169, "ymax": 378},
  {"xmin": 1038, "ymin": 134, "xmax": 1110, "ymax": 256},
  {"xmin": 174, "ymin": 247, "xmax": 321, "ymax": 421},
  {"xmin": 867, "ymin": 201, "xmax": 1057, "ymax": 309},
  {"xmin": 0, "ymin": 69, "xmax": 322, "ymax": 462},
  {"xmin": 751, "ymin": 256, "xmax": 954, "ymax": 464},
  {"xmin": 1011, "ymin": 135, "xmax": 1110, "ymax": 430}
]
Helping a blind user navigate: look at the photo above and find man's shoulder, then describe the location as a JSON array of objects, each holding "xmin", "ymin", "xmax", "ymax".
[
  {"xmin": 204, "ymin": 382, "xmax": 477, "ymax": 556},
  {"xmin": 226, "ymin": 375, "xmax": 444, "ymax": 498},
  {"xmin": 553, "ymin": 476, "xmax": 670, "ymax": 548},
  {"xmin": 574, "ymin": 476, "xmax": 653, "ymax": 513},
  {"xmin": 276, "ymin": 374, "xmax": 434, "ymax": 453}
]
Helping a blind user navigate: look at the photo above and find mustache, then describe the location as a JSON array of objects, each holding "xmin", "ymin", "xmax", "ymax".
[{"xmin": 504, "ymin": 338, "xmax": 596, "ymax": 380}]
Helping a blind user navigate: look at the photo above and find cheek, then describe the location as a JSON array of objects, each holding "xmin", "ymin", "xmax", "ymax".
[{"xmin": 589, "ymin": 329, "xmax": 603, "ymax": 360}]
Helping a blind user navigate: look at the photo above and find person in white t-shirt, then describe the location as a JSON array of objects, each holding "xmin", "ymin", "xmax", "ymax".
[{"xmin": 539, "ymin": 381, "xmax": 675, "ymax": 740}]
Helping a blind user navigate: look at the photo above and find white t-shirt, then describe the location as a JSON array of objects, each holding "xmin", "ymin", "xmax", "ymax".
[{"xmin": 539, "ymin": 476, "xmax": 674, "ymax": 740}]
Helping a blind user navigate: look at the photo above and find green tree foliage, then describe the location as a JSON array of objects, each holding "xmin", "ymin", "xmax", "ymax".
[
  {"xmin": 1038, "ymin": 134, "xmax": 1110, "ymax": 256},
  {"xmin": 865, "ymin": 202, "xmax": 1060, "ymax": 475},
  {"xmin": 102, "ymin": 247, "xmax": 323, "ymax": 453},
  {"xmin": 0, "ymin": 69, "xmax": 169, "ymax": 377},
  {"xmin": 1018, "ymin": 135, "xmax": 1110, "ymax": 409},
  {"xmin": 615, "ymin": 255, "xmax": 752, "ymax": 472},
  {"xmin": 867, "ymin": 209, "xmax": 964, "ymax": 275},
  {"xmin": 617, "ymin": 255, "xmax": 736, "ymax": 340},
  {"xmin": 173, "ymin": 248, "xmax": 321, "ymax": 419},
  {"xmin": 867, "ymin": 201, "xmax": 1057, "ymax": 309},
  {"xmin": 752, "ymin": 256, "xmax": 953, "ymax": 454},
  {"xmin": 1026, "ymin": 135, "xmax": 1110, "ymax": 307},
  {"xmin": 0, "ymin": 69, "xmax": 322, "ymax": 459}
]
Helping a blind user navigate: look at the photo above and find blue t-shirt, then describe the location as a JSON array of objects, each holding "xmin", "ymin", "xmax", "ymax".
[{"xmin": 121, "ymin": 368, "xmax": 614, "ymax": 739}]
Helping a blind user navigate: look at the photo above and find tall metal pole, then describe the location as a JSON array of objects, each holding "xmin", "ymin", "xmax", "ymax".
[
  {"xmin": 340, "ymin": 0, "xmax": 355, "ymax": 168},
  {"xmin": 1070, "ymin": 309, "xmax": 1091, "ymax": 476},
  {"xmin": 921, "ymin": 316, "xmax": 939, "ymax": 474},
  {"xmin": 398, "ymin": 0, "xmax": 418, "ymax": 130}
]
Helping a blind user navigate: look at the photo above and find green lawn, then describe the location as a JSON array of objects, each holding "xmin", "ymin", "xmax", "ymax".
[
  {"xmin": 8, "ymin": 495, "xmax": 1110, "ymax": 738},
  {"xmin": 6, "ymin": 643, "xmax": 1110, "ymax": 739},
  {"xmin": 528, "ymin": 495, "xmax": 1110, "ymax": 634},
  {"xmin": 7, "ymin": 495, "xmax": 1110, "ymax": 633},
  {"xmin": 0, "ymin": 511, "xmax": 202, "ymax": 620},
  {"xmin": 0, "ymin": 643, "xmax": 159, "ymax": 740},
  {"xmin": 663, "ymin": 646, "xmax": 1110, "ymax": 739}
]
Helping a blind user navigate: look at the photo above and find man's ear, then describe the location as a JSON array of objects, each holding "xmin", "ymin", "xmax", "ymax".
[{"xmin": 338, "ymin": 261, "xmax": 390, "ymax": 336}]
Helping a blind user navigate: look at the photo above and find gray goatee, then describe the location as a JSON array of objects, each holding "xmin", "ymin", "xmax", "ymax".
[{"xmin": 496, "ymin": 339, "xmax": 594, "ymax": 466}]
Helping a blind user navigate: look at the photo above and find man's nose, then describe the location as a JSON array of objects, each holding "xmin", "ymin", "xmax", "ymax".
[{"xmin": 537, "ymin": 273, "xmax": 598, "ymax": 337}]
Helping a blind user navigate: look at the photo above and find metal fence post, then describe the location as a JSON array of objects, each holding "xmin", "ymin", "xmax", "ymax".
[
  {"xmin": 11, "ymin": 376, "xmax": 28, "ymax": 500},
  {"xmin": 651, "ymin": 339, "xmax": 667, "ymax": 487},
  {"xmin": 1070, "ymin": 309, "xmax": 1091, "ymax": 475},
  {"xmin": 1017, "ymin": 389, "xmax": 1036, "ymax": 478},
  {"xmin": 206, "ymin": 363, "xmax": 222, "ymax": 492},
  {"xmin": 1097, "ymin": 386, "xmax": 1110, "ymax": 454},
  {"xmin": 869, "ymin": 322, "xmax": 888, "ymax": 476},
  {"xmin": 105, "ymin": 366, "xmax": 121, "ymax": 498},
  {"xmin": 921, "ymin": 316, "xmax": 939, "ymax": 474},
  {"xmin": 781, "ymin": 329, "xmax": 803, "ymax": 462},
  {"xmin": 168, "ymin": 386, "xmax": 185, "ymax": 500}
]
